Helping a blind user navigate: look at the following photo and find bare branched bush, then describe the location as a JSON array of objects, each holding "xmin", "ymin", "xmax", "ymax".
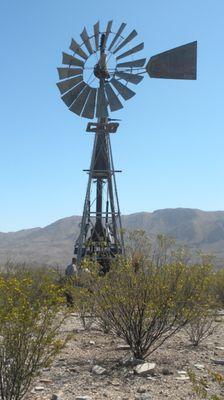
[
  {"xmin": 151, "ymin": 234, "xmax": 176, "ymax": 267},
  {"xmin": 73, "ymin": 285, "xmax": 96, "ymax": 330},
  {"xmin": 65, "ymin": 267, "xmax": 96, "ymax": 330},
  {"xmin": 125, "ymin": 229, "xmax": 152, "ymax": 267},
  {"xmin": 185, "ymin": 313, "xmax": 217, "ymax": 346},
  {"xmin": 0, "ymin": 269, "xmax": 66, "ymax": 400},
  {"xmin": 125, "ymin": 230, "xmax": 191, "ymax": 269}
]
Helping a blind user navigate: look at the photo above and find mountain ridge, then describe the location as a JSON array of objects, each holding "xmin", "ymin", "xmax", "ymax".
[{"xmin": 1, "ymin": 208, "xmax": 224, "ymax": 266}]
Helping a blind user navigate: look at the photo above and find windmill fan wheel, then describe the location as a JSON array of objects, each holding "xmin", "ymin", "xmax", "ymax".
[{"xmin": 57, "ymin": 21, "xmax": 146, "ymax": 119}]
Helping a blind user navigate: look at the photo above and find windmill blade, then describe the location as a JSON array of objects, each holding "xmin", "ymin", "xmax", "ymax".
[
  {"xmin": 108, "ymin": 22, "xmax": 126, "ymax": 52},
  {"xmin": 146, "ymin": 41, "xmax": 197, "ymax": 80},
  {"xmin": 61, "ymin": 82, "xmax": 86, "ymax": 107},
  {"xmin": 62, "ymin": 52, "xmax": 85, "ymax": 68},
  {"xmin": 56, "ymin": 75, "xmax": 83, "ymax": 95},
  {"xmin": 96, "ymin": 87, "xmax": 108, "ymax": 118},
  {"xmin": 115, "ymin": 71, "xmax": 143, "ymax": 85},
  {"xmin": 69, "ymin": 85, "xmax": 91, "ymax": 115},
  {"xmin": 82, "ymin": 88, "xmax": 97, "ymax": 119},
  {"xmin": 70, "ymin": 39, "xmax": 88, "ymax": 60},
  {"xmin": 104, "ymin": 20, "xmax": 113, "ymax": 45},
  {"xmin": 110, "ymin": 78, "xmax": 136, "ymax": 100},
  {"xmin": 116, "ymin": 42, "xmax": 144, "ymax": 60},
  {"xmin": 105, "ymin": 83, "xmax": 123, "ymax": 112},
  {"xmin": 80, "ymin": 27, "xmax": 94, "ymax": 55},
  {"xmin": 113, "ymin": 29, "xmax": 137, "ymax": 54},
  {"xmin": 117, "ymin": 58, "xmax": 146, "ymax": 69},
  {"xmin": 57, "ymin": 67, "xmax": 83, "ymax": 80},
  {"xmin": 94, "ymin": 21, "xmax": 100, "ymax": 51}
]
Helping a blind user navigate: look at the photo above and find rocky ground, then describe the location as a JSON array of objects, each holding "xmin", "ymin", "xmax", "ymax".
[{"xmin": 27, "ymin": 312, "xmax": 224, "ymax": 400}]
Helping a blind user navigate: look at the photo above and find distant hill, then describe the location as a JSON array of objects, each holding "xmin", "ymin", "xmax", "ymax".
[{"xmin": 1, "ymin": 208, "xmax": 224, "ymax": 266}]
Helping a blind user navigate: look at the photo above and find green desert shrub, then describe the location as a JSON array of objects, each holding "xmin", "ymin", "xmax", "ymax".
[
  {"xmin": 213, "ymin": 268, "xmax": 224, "ymax": 307},
  {"xmin": 0, "ymin": 271, "xmax": 66, "ymax": 400},
  {"xmin": 189, "ymin": 368, "xmax": 224, "ymax": 399},
  {"xmin": 78, "ymin": 257, "xmax": 215, "ymax": 360},
  {"xmin": 183, "ymin": 264, "xmax": 218, "ymax": 346}
]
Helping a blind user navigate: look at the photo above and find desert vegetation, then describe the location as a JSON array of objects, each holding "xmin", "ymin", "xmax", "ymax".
[
  {"xmin": 188, "ymin": 368, "xmax": 224, "ymax": 400},
  {"xmin": 0, "ymin": 231, "xmax": 224, "ymax": 399},
  {"xmin": 68, "ymin": 233, "xmax": 220, "ymax": 359},
  {"xmin": 0, "ymin": 264, "xmax": 67, "ymax": 400},
  {"xmin": 71, "ymin": 258, "xmax": 214, "ymax": 359}
]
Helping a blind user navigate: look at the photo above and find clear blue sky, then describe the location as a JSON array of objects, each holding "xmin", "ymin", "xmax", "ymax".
[{"xmin": 1, "ymin": 0, "xmax": 224, "ymax": 232}]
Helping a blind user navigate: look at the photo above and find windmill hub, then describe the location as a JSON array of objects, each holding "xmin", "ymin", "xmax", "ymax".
[
  {"xmin": 93, "ymin": 56, "xmax": 110, "ymax": 80},
  {"xmin": 56, "ymin": 21, "xmax": 197, "ymax": 272},
  {"xmin": 94, "ymin": 33, "xmax": 110, "ymax": 80}
]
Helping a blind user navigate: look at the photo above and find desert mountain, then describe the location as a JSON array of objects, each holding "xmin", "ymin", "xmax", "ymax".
[{"xmin": 1, "ymin": 208, "xmax": 224, "ymax": 266}]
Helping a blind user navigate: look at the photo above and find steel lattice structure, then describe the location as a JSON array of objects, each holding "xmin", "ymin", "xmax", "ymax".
[{"xmin": 57, "ymin": 21, "xmax": 197, "ymax": 271}]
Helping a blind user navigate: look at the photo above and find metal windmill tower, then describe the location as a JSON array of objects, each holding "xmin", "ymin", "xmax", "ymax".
[{"xmin": 57, "ymin": 21, "xmax": 197, "ymax": 271}]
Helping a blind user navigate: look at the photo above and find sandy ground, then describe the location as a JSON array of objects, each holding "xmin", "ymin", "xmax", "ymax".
[{"xmin": 27, "ymin": 312, "xmax": 224, "ymax": 400}]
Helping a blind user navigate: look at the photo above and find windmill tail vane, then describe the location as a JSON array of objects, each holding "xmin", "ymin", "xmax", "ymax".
[{"xmin": 56, "ymin": 21, "xmax": 197, "ymax": 272}]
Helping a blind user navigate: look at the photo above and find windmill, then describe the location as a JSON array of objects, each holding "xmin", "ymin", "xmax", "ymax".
[{"xmin": 57, "ymin": 21, "xmax": 197, "ymax": 272}]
